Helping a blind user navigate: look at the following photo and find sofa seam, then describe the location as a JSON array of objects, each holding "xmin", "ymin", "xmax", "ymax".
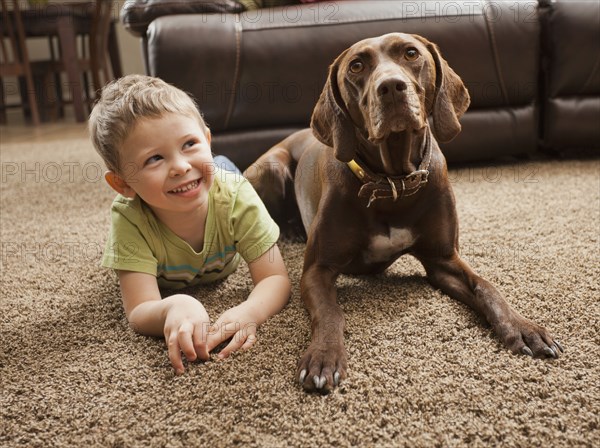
[
  {"xmin": 241, "ymin": 12, "xmax": 483, "ymax": 32},
  {"xmin": 482, "ymin": 1, "xmax": 509, "ymax": 106},
  {"xmin": 224, "ymin": 18, "xmax": 243, "ymax": 130},
  {"xmin": 128, "ymin": 10, "xmax": 486, "ymax": 34}
]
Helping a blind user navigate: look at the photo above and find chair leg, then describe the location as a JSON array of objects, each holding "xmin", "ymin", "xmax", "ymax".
[
  {"xmin": 32, "ymin": 73, "xmax": 46, "ymax": 122},
  {"xmin": 0, "ymin": 78, "xmax": 6, "ymax": 124},
  {"xmin": 108, "ymin": 22, "xmax": 123, "ymax": 79},
  {"xmin": 24, "ymin": 76, "xmax": 40, "ymax": 126},
  {"xmin": 3, "ymin": 0, "xmax": 40, "ymax": 125},
  {"xmin": 91, "ymin": 67, "xmax": 102, "ymax": 100},
  {"xmin": 57, "ymin": 16, "xmax": 85, "ymax": 123},
  {"xmin": 48, "ymin": 35, "xmax": 65, "ymax": 118},
  {"xmin": 80, "ymin": 35, "xmax": 93, "ymax": 111},
  {"xmin": 42, "ymin": 70, "xmax": 60, "ymax": 122},
  {"xmin": 18, "ymin": 77, "xmax": 29, "ymax": 120},
  {"xmin": 18, "ymin": 74, "xmax": 40, "ymax": 125}
]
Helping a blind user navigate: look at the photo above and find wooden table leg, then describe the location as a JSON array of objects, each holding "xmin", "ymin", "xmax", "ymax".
[{"xmin": 56, "ymin": 16, "xmax": 85, "ymax": 122}]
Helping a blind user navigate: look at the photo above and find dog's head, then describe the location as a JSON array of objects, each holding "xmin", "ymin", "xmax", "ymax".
[{"xmin": 311, "ymin": 33, "xmax": 470, "ymax": 162}]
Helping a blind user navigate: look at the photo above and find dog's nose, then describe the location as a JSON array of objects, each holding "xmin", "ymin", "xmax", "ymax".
[{"xmin": 377, "ymin": 78, "xmax": 407, "ymax": 98}]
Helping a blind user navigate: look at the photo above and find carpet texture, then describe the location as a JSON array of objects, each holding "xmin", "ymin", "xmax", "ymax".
[{"xmin": 1, "ymin": 132, "xmax": 599, "ymax": 447}]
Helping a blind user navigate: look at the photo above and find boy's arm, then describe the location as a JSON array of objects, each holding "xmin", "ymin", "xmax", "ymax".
[
  {"xmin": 206, "ymin": 243, "xmax": 291, "ymax": 357},
  {"xmin": 245, "ymin": 243, "xmax": 291, "ymax": 324},
  {"xmin": 118, "ymin": 270, "xmax": 211, "ymax": 373}
]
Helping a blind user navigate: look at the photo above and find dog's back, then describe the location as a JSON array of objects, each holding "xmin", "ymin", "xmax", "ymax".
[{"xmin": 244, "ymin": 129, "xmax": 318, "ymax": 239}]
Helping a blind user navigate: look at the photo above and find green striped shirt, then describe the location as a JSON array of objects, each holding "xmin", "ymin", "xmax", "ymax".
[{"xmin": 102, "ymin": 169, "xmax": 279, "ymax": 289}]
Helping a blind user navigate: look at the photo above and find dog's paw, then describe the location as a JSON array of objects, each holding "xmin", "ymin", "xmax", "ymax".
[
  {"xmin": 296, "ymin": 342, "xmax": 347, "ymax": 394},
  {"xmin": 498, "ymin": 317, "xmax": 564, "ymax": 359}
]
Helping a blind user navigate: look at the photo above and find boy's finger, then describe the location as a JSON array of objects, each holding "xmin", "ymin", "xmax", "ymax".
[
  {"xmin": 217, "ymin": 333, "xmax": 245, "ymax": 359},
  {"xmin": 206, "ymin": 320, "xmax": 236, "ymax": 352},
  {"xmin": 192, "ymin": 322, "xmax": 210, "ymax": 361},
  {"xmin": 178, "ymin": 322, "xmax": 197, "ymax": 362},
  {"xmin": 205, "ymin": 325, "xmax": 223, "ymax": 353},
  {"xmin": 241, "ymin": 333, "xmax": 257, "ymax": 351},
  {"xmin": 167, "ymin": 331, "xmax": 184, "ymax": 374}
]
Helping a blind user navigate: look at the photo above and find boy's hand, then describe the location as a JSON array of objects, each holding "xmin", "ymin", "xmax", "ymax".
[
  {"xmin": 205, "ymin": 243, "xmax": 291, "ymax": 359},
  {"xmin": 206, "ymin": 302, "xmax": 259, "ymax": 359},
  {"xmin": 163, "ymin": 295, "xmax": 211, "ymax": 374}
]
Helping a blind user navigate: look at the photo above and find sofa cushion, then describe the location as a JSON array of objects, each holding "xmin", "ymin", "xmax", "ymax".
[
  {"xmin": 542, "ymin": 0, "xmax": 600, "ymax": 151},
  {"xmin": 120, "ymin": 0, "xmax": 245, "ymax": 37}
]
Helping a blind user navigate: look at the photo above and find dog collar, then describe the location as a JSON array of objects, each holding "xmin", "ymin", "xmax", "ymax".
[{"xmin": 347, "ymin": 129, "xmax": 432, "ymax": 207}]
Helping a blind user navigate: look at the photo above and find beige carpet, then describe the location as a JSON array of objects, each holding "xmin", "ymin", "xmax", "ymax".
[{"xmin": 1, "ymin": 130, "xmax": 599, "ymax": 447}]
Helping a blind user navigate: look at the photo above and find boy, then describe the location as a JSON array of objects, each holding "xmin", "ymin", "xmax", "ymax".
[{"xmin": 89, "ymin": 75, "xmax": 291, "ymax": 375}]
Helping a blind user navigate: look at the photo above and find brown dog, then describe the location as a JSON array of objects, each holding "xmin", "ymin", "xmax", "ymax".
[{"xmin": 244, "ymin": 33, "xmax": 563, "ymax": 393}]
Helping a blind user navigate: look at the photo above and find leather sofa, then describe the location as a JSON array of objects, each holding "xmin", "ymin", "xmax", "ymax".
[
  {"xmin": 541, "ymin": 0, "xmax": 600, "ymax": 151},
  {"xmin": 121, "ymin": 0, "xmax": 599, "ymax": 170}
]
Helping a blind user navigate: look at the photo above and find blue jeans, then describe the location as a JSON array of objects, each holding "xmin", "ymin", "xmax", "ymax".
[{"xmin": 213, "ymin": 155, "xmax": 241, "ymax": 175}]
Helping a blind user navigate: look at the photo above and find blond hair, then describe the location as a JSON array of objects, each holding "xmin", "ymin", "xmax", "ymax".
[{"xmin": 89, "ymin": 74, "xmax": 207, "ymax": 173}]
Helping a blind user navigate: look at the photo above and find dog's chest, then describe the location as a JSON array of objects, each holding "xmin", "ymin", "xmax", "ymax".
[{"xmin": 363, "ymin": 227, "xmax": 416, "ymax": 263}]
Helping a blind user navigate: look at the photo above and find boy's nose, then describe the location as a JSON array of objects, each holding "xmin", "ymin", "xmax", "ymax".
[{"xmin": 170, "ymin": 157, "xmax": 192, "ymax": 177}]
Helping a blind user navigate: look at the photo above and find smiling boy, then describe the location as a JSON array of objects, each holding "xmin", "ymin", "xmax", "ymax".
[{"xmin": 89, "ymin": 75, "xmax": 290, "ymax": 374}]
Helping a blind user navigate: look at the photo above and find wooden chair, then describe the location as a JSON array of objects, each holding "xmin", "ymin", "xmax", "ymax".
[
  {"xmin": 0, "ymin": 0, "xmax": 40, "ymax": 125},
  {"xmin": 3, "ymin": 1, "xmax": 118, "ymax": 123},
  {"xmin": 60, "ymin": 0, "xmax": 116, "ymax": 114}
]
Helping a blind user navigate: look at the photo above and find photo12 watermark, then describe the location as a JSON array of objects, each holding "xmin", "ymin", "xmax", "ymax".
[
  {"xmin": 1, "ymin": 162, "xmax": 104, "ymax": 184},
  {"xmin": 1, "ymin": 241, "xmax": 104, "ymax": 265},
  {"xmin": 447, "ymin": 165, "xmax": 539, "ymax": 184}
]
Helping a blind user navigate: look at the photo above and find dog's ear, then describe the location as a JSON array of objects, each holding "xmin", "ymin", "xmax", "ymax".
[
  {"xmin": 422, "ymin": 39, "xmax": 470, "ymax": 143},
  {"xmin": 311, "ymin": 50, "xmax": 357, "ymax": 162}
]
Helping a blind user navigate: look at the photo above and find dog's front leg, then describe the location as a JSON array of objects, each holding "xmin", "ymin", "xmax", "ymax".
[
  {"xmin": 418, "ymin": 251, "xmax": 563, "ymax": 358},
  {"xmin": 297, "ymin": 259, "xmax": 348, "ymax": 393}
]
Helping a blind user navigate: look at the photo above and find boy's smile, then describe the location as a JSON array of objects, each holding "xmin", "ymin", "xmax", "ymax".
[
  {"xmin": 168, "ymin": 178, "xmax": 202, "ymax": 196},
  {"xmin": 107, "ymin": 113, "xmax": 214, "ymax": 226}
]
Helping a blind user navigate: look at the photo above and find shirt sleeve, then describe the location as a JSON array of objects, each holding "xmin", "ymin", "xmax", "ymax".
[
  {"xmin": 231, "ymin": 179, "xmax": 280, "ymax": 263},
  {"xmin": 101, "ymin": 203, "xmax": 158, "ymax": 276}
]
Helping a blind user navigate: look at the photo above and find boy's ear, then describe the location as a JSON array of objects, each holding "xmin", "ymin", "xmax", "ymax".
[
  {"xmin": 105, "ymin": 171, "xmax": 136, "ymax": 198},
  {"xmin": 205, "ymin": 128, "xmax": 212, "ymax": 145}
]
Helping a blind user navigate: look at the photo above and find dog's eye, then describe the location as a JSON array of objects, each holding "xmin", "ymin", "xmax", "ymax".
[
  {"xmin": 349, "ymin": 60, "xmax": 364, "ymax": 74},
  {"xmin": 405, "ymin": 48, "xmax": 419, "ymax": 61}
]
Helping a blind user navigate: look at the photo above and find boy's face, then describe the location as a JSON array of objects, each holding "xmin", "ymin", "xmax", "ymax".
[{"xmin": 107, "ymin": 113, "xmax": 214, "ymax": 216}]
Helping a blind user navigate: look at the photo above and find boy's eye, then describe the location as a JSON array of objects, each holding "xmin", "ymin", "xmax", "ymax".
[
  {"xmin": 145, "ymin": 154, "xmax": 163, "ymax": 165},
  {"xmin": 183, "ymin": 139, "xmax": 198, "ymax": 149}
]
